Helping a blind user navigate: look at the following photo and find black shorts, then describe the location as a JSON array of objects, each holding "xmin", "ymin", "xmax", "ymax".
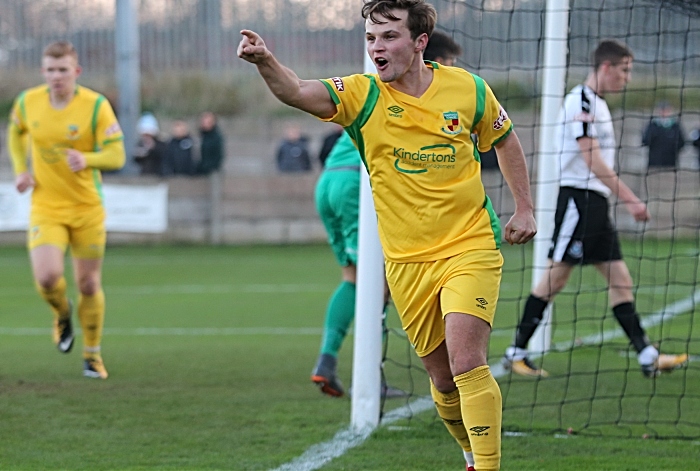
[{"xmin": 548, "ymin": 187, "xmax": 622, "ymax": 265}]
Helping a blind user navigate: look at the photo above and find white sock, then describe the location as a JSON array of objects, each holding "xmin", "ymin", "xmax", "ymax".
[
  {"xmin": 505, "ymin": 346, "xmax": 528, "ymax": 361},
  {"xmin": 638, "ymin": 345, "xmax": 659, "ymax": 365},
  {"xmin": 463, "ymin": 450, "xmax": 475, "ymax": 467}
]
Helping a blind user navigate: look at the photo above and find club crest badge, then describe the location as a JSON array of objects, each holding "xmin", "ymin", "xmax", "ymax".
[
  {"xmin": 567, "ymin": 240, "xmax": 583, "ymax": 259},
  {"xmin": 441, "ymin": 111, "xmax": 463, "ymax": 135},
  {"xmin": 67, "ymin": 124, "xmax": 79, "ymax": 140}
]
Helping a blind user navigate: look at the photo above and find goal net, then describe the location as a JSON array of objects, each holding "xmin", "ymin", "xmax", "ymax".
[{"xmin": 378, "ymin": 0, "xmax": 700, "ymax": 440}]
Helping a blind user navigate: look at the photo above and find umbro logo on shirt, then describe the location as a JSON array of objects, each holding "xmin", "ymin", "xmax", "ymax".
[{"xmin": 388, "ymin": 105, "xmax": 404, "ymax": 118}]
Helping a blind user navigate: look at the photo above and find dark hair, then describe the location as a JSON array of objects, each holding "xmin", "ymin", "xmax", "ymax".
[
  {"xmin": 424, "ymin": 30, "xmax": 462, "ymax": 62},
  {"xmin": 362, "ymin": 0, "xmax": 437, "ymax": 40},
  {"xmin": 592, "ymin": 39, "xmax": 633, "ymax": 70}
]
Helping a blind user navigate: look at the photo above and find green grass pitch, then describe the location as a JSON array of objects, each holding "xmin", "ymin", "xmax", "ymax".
[{"xmin": 0, "ymin": 243, "xmax": 698, "ymax": 470}]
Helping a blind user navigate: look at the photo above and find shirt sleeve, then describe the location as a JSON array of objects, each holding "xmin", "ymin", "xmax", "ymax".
[
  {"xmin": 6, "ymin": 94, "xmax": 29, "ymax": 175},
  {"xmin": 473, "ymin": 78, "xmax": 513, "ymax": 152},
  {"xmin": 565, "ymin": 87, "xmax": 597, "ymax": 141},
  {"xmin": 82, "ymin": 98, "xmax": 126, "ymax": 170},
  {"xmin": 318, "ymin": 74, "xmax": 372, "ymax": 127}
]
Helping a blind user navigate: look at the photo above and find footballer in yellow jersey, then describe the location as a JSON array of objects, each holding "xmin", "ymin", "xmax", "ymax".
[
  {"xmin": 319, "ymin": 63, "xmax": 510, "ymax": 263},
  {"xmin": 9, "ymin": 84, "xmax": 124, "ymax": 215},
  {"xmin": 6, "ymin": 40, "xmax": 124, "ymax": 380},
  {"xmin": 238, "ymin": 1, "xmax": 536, "ymax": 469}
]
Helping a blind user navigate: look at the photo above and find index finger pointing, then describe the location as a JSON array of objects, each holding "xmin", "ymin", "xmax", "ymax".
[{"xmin": 239, "ymin": 29, "xmax": 258, "ymax": 42}]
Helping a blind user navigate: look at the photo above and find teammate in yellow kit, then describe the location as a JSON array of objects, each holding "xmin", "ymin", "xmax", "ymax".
[
  {"xmin": 238, "ymin": 1, "xmax": 537, "ymax": 469},
  {"xmin": 7, "ymin": 40, "xmax": 125, "ymax": 379}
]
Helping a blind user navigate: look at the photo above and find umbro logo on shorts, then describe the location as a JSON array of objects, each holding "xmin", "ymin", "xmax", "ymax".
[
  {"xmin": 469, "ymin": 425, "xmax": 490, "ymax": 436},
  {"xmin": 475, "ymin": 298, "xmax": 488, "ymax": 310}
]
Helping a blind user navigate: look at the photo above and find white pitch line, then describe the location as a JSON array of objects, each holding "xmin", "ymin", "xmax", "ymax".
[
  {"xmin": 270, "ymin": 397, "xmax": 435, "ymax": 471},
  {"xmin": 274, "ymin": 290, "xmax": 700, "ymax": 471},
  {"xmin": 0, "ymin": 283, "xmax": 331, "ymax": 297},
  {"xmin": 0, "ymin": 327, "xmax": 323, "ymax": 336}
]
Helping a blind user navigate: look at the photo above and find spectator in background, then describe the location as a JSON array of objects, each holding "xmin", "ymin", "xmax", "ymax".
[
  {"xmin": 276, "ymin": 123, "xmax": 312, "ymax": 172},
  {"xmin": 163, "ymin": 119, "xmax": 196, "ymax": 176},
  {"xmin": 692, "ymin": 128, "xmax": 700, "ymax": 168},
  {"xmin": 196, "ymin": 111, "xmax": 225, "ymax": 175},
  {"xmin": 133, "ymin": 112, "xmax": 167, "ymax": 176},
  {"xmin": 642, "ymin": 101, "xmax": 685, "ymax": 170},
  {"xmin": 317, "ymin": 122, "xmax": 343, "ymax": 168}
]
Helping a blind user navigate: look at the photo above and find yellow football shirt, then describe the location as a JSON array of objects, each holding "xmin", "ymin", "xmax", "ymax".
[
  {"xmin": 319, "ymin": 62, "xmax": 513, "ymax": 263},
  {"xmin": 8, "ymin": 85, "xmax": 124, "ymax": 212}
]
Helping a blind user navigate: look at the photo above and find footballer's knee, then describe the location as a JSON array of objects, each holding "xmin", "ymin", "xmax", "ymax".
[
  {"xmin": 451, "ymin": 358, "xmax": 488, "ymax": 378},
  {"xmin": 35, "ymin": 272, "xmax": 63, "ymax": 291},
  {"xmin": 431, "ymin": 375, "xmax": 457, "ymax": 394},
  {"xmin": 77, "ymin": 275, "xmax": 101, "ymax": 296}
]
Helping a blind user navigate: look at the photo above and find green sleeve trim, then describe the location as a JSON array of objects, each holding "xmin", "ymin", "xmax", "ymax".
[
  {"xmin": 470, "ymin": 73, "xmax": 486, "ymax": 131},
  {"xmin": 103, "ymin": 136, "xmax": 124, "ymax": 145},
  {"xmin": 491, "ymin": 124, "xmax": 513, "ymax": 147},
  {"xmin": 92, "ymin": 169, "xmax": 104, "ymax": 205},
  {"xmin": 18, "ymin": 91, "xmax": 28, "ymax": 123},
  {"xmin": 91, "ymin": 95, "xmax": 105, "ymax": 151},
  {"xmin": 352, "ymin": 75, "xmax": 380, "ymax": 130},
  {"xmin": 320, "ymin": 80, "xmax": 341, "ymax": 105},
  {"xmin": 344, "ymin": 75, "xmax": 380, "ymax": 174},
  {"xmin": 483, "ymin": 195, "xmax": 501, "ymax": 249}
]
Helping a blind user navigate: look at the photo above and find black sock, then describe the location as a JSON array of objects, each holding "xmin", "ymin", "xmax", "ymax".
[
  {"xmin": 515, "ymin": 295, "xmax": 549, "ymax": 349},
  {"xmin": 612, "ymin": 302, "xmax": 649, "ymax": 353}
]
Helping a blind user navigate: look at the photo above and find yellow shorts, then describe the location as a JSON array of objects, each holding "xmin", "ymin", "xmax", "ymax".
[
  {"xmin": 28, "ymin": 205, "xmax": 106, "ymax": 259},
  {"xmin": 385, "ymin": 249, "xmax": 503, "ymax": 357}
]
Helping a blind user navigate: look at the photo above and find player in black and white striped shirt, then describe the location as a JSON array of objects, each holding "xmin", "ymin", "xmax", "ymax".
[{"xmin": 503, "ymin": 39, "xmax": 688, "ymax": 378}]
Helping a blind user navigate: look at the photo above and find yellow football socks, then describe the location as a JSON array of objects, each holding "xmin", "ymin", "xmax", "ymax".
[
  {"xmin": 430, "ymin": 380, "xmax": 473, "ymax": 454},
  {"xmin": 36, "ymin": 276, "xmax": 70, "ymax": 319},
  {"xmin": 454, "ymin": 366, "xmax": 502, "ymax": 471},
  {"xmin": 78, "ymin": 289, "xmax": 105, "ymax": 351}
]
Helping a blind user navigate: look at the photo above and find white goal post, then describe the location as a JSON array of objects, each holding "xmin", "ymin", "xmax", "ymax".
[
  {"xmin": 530, "ymin": 0, "xmax": 570, "ymax": 358},
  {"xmin": 350, "ymin": 51, "xmax": 384, "ymax": 432}
]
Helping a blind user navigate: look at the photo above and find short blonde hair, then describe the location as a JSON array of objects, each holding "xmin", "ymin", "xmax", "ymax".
[{"xmin": 43, "ymin": 41, "xmax": 79, "ymax": 62}]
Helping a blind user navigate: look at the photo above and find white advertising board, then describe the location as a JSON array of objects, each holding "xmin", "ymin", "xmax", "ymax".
[{"xmin": 0, "ymin": 183, "xmax": 168, "ymax": 233}]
